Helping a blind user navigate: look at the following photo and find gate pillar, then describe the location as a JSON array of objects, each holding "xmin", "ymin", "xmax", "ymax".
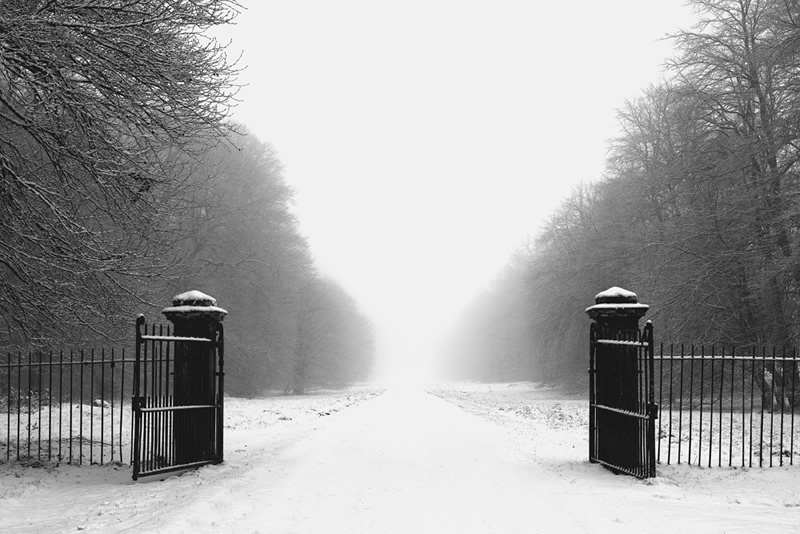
[
  {"xmin": 163, "ymin": 290, "xmax": 227, "ymax": 464},
  {"xmin": 586, "ymin": 287, "xmax": 650, "ymax": 473}
]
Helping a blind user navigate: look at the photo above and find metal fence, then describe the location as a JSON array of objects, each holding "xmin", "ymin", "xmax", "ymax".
[
  {"xmin": 1, "ymin": 349, "xmax": 133, "ymax": 465},
  {"xmin": 655, "ymin": 344, "xmax": 799, "ymax": 468}
]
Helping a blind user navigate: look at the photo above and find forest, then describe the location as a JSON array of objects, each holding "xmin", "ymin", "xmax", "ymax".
[
  {"xmin": 445, "ymin": 0, "xmax": 800, "ymax": 386},
  {"xmin": 0, "ymin": 1, "xmax": 374, "ymax": 395}
]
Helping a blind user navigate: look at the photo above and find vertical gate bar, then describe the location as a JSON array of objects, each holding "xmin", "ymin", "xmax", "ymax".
[
  {"xmin": 148, "ymin": 325, "xmax": 154, "ymax": 472},
  {"xmin": 15, "ymin": 352, "xmax": 21, "ymax": 461},
  {"xmin": 636, "ymin": 329, "xmax": 641, "ymax": 475},
  {"xmin": 166, "ymin": 325, "xmax": 172, "ymax": 398},
  {"xmin": 90, "ymin": 348, "xmax": 95, "ymax": 465},
  {"xmin": 155, "ymin": 393, "xmax": 160, "ymax": 471},
  {"xmin": 588, "ymin": 323, "xmax": 596, "ymax": 463},
  {"xmin": 153, "ymin": 325, "xmax": 164, "ymax": 397},
  {"xmin": 167, "ymin": 340, "xmax": 172, "ymax": 468},
  {"xmin": 678, "ymin": 345, "xmax": 684, "ymax": 464},
  {"xmin": 155, "ymin": 325, "xmax": 160, "ymax": 402},
  {"xmin": 657, "ymin": 344, "xmax": 664, "ymax": 463},
  {"xmin": 169, "ymin": 394, "xmax": 174, "ymax": 467},
  {"xmin": 729, "ymin": 348, "xmax": 734, "ymax": 467},
  {"xmin": 780, "ymin": 347, "xmax": 786, "ymax": 467},
  {"xmin": 6, "ymin": 352, "xmax": 10, "ymax": 462},
  {"xmin": 759, "ymin": 347, "xmax": 766, "ymax": 467},
  {"xmin": 191, "ymin": 408, "xmax": 196, "ymax": 463},
  {"xmin": 161, "ymin": 329, "xmax": 166, "ymax": 469},
  {"xmin": 48, "ymin": 351, "xmax": 53, "ymax": 461},
  {"xmin": 101, "ymin": 348, "xmax": 106, "ymax": 465},
  {"xmin": 750, "ymin": 347, "xmax": 756, "ymax": 468},
  {"xmin": 729, "ymin": 348, "xmax": 735, "ymax": 467},
  {"xmin": 110, "ymin": 348, "xmax": 115, "ymax": 463},
  {"xmin": 708, "ymin": 345, "xmax": 715, "ymax": 468},
  {"xmin": 218, "ymin": 323, "xmax": 225, "ymax": 463},
  {"xmin": 143, "ymin": 324, "xmax": 149, "ymax": 399},
  {"xmin": 163, "ymin": 336, "xmax": 168, "ymax": 470},
  {"xmin": 639, "ymin": 328, "xmax": 644, "ymax": 412},
  {"xmin": 11, "ymin": 354, "xmax": 16, "ymax": 460},
  {"xmin": 742, "ymin": 349, "xmax": 746, "ymax": 467},
  {"xmin": 168, "ymin": 327, "xmax": 172, "ymax": 468},
  {"xmin": 143, "ymin": 396, "xmax": 148, "ymax": 473},
  {"xmin": 154, "ymin": 332, "xmax": 160, "ymax": 471},
  {"xmin": 121, "ymin": 348, "xmax": 127, "ymax": 465},
  {"xmin": 688, "ymin": 345, "xmax": 694, "ymax": 465},
  {"xmin": 770, "ymin": 348, "xmax": 776, "ymax": 467},
  {"xmin": 152, "ymin": 327, "xmax": 158, "ymax": 471},
  {"xmin": 742, "ymin": 347, "xmax": 756, "ymax": 467},
  {"xmin": 148, "ymin": 398, "xmax": 153, "ymax": 474},
  {"xmin": 668, "ymin": 344, "xmax": 675, "ymax": 464},
  {"xmin": 142, "ymin": 325, "xmax": 150, "ymax": 469},
  {"xmin": 157, "ymin": 331, "xmax": 162, "ymax": 469},
  {"xmin": 699, "ymin": 346, "xmax": 704, "ymax": 467},
  {"xmin": 79, "ymin": 350, "xmax": 85, "ymax": 465},
  {"xmin": 157, "ymin": 329, "xmax": 162, "ymax": 470},
  {"xmin": 68, "ymin": 350, "xmax": 74, "ymax": 464},
  {"xmin": 646, "ymin": 323, "xmax": 655, "ymax": 478},
  {"xmin": 718, "ymin": 346, "xmax": 724, "ymax": 467},
  {"xmin": 152, "ymin": 325, "xmax": 157, "ymax": 471},
  {"xmin": 165, "ymin": 331, "xmax": 171, "ymax": 470},
  {"xmin": 791, "ymin": 348, "xmax": 797, "ymax": 465},
  {"xmin": 133, "ymin": 316, "xmax": 144, "ymax": 480},
  {"xmin": 141, "ymin": 323, "xmax": 149, "ymax": 471},
  {"xmin": 37, "ymin": 351, "xmax": 42, "ymax": 460},
  {"xmin": 641, "ymin": 416, "xmax": 645, "ymax": 478},
  {"xmin": 26, "ymin": 351, "xmax": 32, "ymax": 459},
  {"xmin": 58, "ymin": 350, "xmax": 63, "ymax": 462}
]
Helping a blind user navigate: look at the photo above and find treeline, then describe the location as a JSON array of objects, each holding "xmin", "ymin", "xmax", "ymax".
[
  {"xmin": 0, "ymin": 2, "xmax": 374, "ymax": 395},
  {"xmin": 445, "ymin": 0, "xmax": 800, "ymax": 386}
]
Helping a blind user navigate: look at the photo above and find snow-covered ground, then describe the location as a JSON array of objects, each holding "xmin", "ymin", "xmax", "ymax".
[
  {"xmin": 2, "ymin": 382, "xmax": 800, "ymax": 533},
  {"xmin": 1, "ymin": 400, "xmax": 131, "ymax": 467}
]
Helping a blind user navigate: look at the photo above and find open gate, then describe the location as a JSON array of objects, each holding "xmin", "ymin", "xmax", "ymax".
[
  {"xmin": 587, "ymin": 287, "xmax": 657, "ymax": 479},
  {"xmin": 589, "ymin": 321, "xmax": 657, "ymax": 478},
  {"xmin": 132, "ymin": 315, "xmax": 224, "ymax": 480}
]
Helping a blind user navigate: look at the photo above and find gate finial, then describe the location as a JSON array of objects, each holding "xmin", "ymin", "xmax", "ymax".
[
  {"xmin": 162, "ymin": 290, "xmax": 227, "ymax": 323},
  {"xmin": 585, "ymin": 286, "xmax": 649, "ymax": 327}
]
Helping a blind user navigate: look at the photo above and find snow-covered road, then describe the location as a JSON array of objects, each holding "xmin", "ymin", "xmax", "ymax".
[
  {"xmin": 4, "ymin": 384, "xmax": 800, "ymax": 533},
  {"xmin": 140, "ymin": 387, "xmax": 592, "ymax": 533}
]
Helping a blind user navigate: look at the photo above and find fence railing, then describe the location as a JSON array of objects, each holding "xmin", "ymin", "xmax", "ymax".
[
  {"xmin": 1, "ymin": 349, "xmax": 133, "ymax": 466},
  {"xmin": 655, "ymin": 344, "xmax": 799, "ymax": 468}
]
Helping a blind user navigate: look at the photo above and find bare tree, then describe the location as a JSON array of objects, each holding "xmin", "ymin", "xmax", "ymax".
[
  {"xmin": 0, "ymin": 1, "xmax": 240, "ymax": 344},
  {"xmin": 289, "ymin": 278, "xmax": 375, "ymax": 394}
]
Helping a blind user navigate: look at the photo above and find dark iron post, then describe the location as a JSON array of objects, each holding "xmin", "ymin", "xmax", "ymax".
[
  {"xmin": 162, "ymin": 290, "xmax": 227, "ymax": 465},
  {"xmin": 586, "ymin": 287, "xmax": 649, "ymax": 473}
]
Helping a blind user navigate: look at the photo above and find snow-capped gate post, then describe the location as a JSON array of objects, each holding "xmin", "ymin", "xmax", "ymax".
[
  {"xmin": 162, "ymin": 290, "xmax": 227, "ymax": 466},
  {"xmin": 586, "ymin": 287, "xmax": 656, "ymax": 478}
]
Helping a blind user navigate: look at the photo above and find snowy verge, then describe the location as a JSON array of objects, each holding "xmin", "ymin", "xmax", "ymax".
[
  {"xmin": 2, "ymin": 385, "xmax": 384, "ymax": 533},
  {"xmin": 429, "ymin": 381, "xmax": 800, "ymax": 527}
]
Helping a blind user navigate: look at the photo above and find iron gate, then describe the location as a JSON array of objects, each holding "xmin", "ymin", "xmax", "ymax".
[
  {"xmin": 589, "ymin": 321, "xmax": 657, "ymax": 478},
  {"xmin": 132, "ymin": 316, "xmax": 224, "ymax": 480}
]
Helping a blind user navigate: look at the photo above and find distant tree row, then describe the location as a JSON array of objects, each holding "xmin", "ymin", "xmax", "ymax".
[
  {"xmin": 444, "ymin": 0, "xmax": 800, "ymax": 386},
  {"xmin": 0, "ymin": 1, "xmax": 374, "ymax": 395},
  {"xmin": 170, "ymin": 131, "xmax": 375, "ymax": 395}
]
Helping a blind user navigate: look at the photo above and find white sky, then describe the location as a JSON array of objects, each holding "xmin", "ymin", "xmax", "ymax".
[{"xmin": 220, "ymin": 1, "xmax": 697, "ymax": 382}]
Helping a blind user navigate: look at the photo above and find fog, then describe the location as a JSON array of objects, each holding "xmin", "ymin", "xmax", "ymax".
[{"xmin": 220, "ymin": 0, "xmax": 696, "ymax": 382}]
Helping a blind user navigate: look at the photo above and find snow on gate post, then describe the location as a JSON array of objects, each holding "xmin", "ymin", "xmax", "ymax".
[
  {"xmin": 162, "ymin": 290, "xmax": 227, "ymax": 465},
  {"xmin": 586, "ymin": 287, "xmax": 650, "ymax": 475}
]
